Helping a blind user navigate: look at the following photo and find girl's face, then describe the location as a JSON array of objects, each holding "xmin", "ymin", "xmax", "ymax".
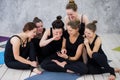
[
  {"xmin": 84, "ymin": 28, "xmax": 94, "ymax": 39},
  {"xmin": 53, "ymin": 28, "xmax": 63, "ymax": 40},
  {"xmin": 27, "ymin": 28, "xmax": 37, "ymax": 39},
  {"xmin": 36, "ymin": 22, "xmax": 43, "ymax": 34},
  {"xmin": 67, "ymin": 25, "xmax": 78, "ymax": 36},
  {"xmin": 66, "ymin": 9, "xmax": 77, "ymax": 21}
]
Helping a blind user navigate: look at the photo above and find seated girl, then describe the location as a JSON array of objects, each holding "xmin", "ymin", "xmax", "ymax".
[
  {"xmin": 84, "ymin": 20, "xmax": 118, "ymax": 80},
  {"xmin": 41, "ymin": 20, "xmax": 87, "ymax": 75},
  {"xmin": 39, "ymin": 16, "xmax": 64, "ymax": 67},
  {"xmin": 31, "ymin": 17, "xmax": 45, "ymax": 64},
  {"xmin": 4, "ymin": 22, "xmax": 41, "ymax": 74}
]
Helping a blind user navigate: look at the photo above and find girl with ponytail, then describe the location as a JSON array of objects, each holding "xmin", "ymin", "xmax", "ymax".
[
  {"xmin": 39, "ymin": 16, "xmax": 64, "ymax": 67},
  {"xmin": 84, "ymin": 20, "xmax": 119, "ymax": 80},
  {"xmin": 32, "ymin": 17, "xmax": 45, "ymax": 64},
  {"xmin": 40, "ymin": 20, "xmax": 88, "ymax": 75}
]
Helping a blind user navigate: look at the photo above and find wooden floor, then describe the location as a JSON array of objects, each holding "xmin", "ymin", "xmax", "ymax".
[{"xmin": 0, "ymin": 33, "xmax": 120, "ymax": 80}]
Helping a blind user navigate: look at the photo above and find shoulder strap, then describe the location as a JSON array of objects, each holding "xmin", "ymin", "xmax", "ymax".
[
  {"xmin": 11, "ymin": 35, "xmax": 23, "ymax": 44},
  {"xmin": 92, "ymin": 35, "xmax": 98, "ymax": 44},
  {"xmin": 50, "ymin": 28, "xmax": 53, "ymax": 37}
]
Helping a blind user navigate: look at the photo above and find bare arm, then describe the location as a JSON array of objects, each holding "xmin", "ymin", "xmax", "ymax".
[
  {"xmin": 60, "ymin": 38, "xmax": 67, "ymax": 54},
  {"xmin": 61, "ymin": 38, "xmax": 66, "ymax": 49},
  {"xmin": 11, "ymin": 37, "xmax": 32, "ymax": 65},
  {"xmin": 64, "ymin": 16, "xmax": 69, "ymax": 30},
  {"xmin": 83, "ymin": 15, "xmax": 89, "ymax": 25},
  {"xmin": 58, "ymin": 37, "xmax": 84, "ymax": 61},
  {"xmin": 68, "ymin": 43, "xmax": 84, "ymax": 61},
  {"xmin": 39, "ymin": 29, "xmax": 54, "ymax": 47},
  {"xmin": 84, "ymin": 37, "xmax": 101, "ymax": 58}
]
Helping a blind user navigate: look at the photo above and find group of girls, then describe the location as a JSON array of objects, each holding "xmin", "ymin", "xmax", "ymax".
[{"xmin": 4, "ymin": 0, "xmax": 119, "ymax": 80}]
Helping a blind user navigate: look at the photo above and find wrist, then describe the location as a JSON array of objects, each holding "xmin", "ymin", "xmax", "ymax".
[
  {"xmin": 62, "ymin": 47, "xmax": 65, "ymax": 49},
  {"xmin": 27, "ymin": 60, "xmax": 31, "ymax": 65},
  {"xmin": 66, "ymin": 56, "xmax": 70, "ymax": 60},
  {"xmin": 85, "ymin": 44, "xmax": 89, "ymax": 47}
]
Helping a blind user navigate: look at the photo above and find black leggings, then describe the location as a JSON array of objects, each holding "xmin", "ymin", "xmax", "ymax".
[
  {"xmin": 5, "ymin": 42, "xmax": 37, "ymax": 71},
  {"xmin": 41, "ymin": 55, "xmax": 88, "ymax": 75},
  {"xmin": 87, "ymin": 52, "xmax": 115, "ymax": 76}
]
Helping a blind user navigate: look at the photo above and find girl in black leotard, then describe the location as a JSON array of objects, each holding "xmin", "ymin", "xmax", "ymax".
[
  {"xmin": 49, "ymin": 20, "xmax": 88, "ymax": 75},
  {"xmin": 4, "ymin": 22, "xmax": 41, "ymax": 74},
  {"xmin": 84, "ymin": 20, "xmax": 116, "ymax": 80}
]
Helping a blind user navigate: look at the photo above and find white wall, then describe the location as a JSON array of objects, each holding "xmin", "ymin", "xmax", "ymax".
[{"xmin": 0, "ymin": 0, "xmax": 120, "ymax": 36}]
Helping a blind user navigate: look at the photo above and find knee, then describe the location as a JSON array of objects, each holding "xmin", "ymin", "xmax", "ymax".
[
  {"xmin": 40, "ymin": 60, "xmax": 50, "ymax": 70},
  {"xmin": 77, "ymin": 63, "xmax": 88, "ymax": 75},
  {"xmin": 81, "ymin": 66, "xmax": 88, "ymax": 75},
  {"xmin": 40, "ymin": 62, "xmax": 47, "ymax": 69}
]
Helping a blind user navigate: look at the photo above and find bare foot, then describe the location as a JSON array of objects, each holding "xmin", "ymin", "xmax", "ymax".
[
  {"xmin": 108, "ymin": 75, "xmax": 115, "ymax": 80},
  {"xmin": 114, "ymin": 68, "xmax": 120, "ymax": 73},
  {"xmin": 33, "ymin": 68, "xmax": 42, "ymax": 74},
  {"xmin": 67, "ymin": 69, "xmax": 74, "ymax": 73},
  {"xmin": 52, "ymin": 60, "xmax": 67, "ymax": 68}
]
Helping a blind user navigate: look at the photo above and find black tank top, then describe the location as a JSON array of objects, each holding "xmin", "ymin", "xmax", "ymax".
[
  {"xmin": 65, "ymin": 32, "xmax": 84, "ymax": 61},
  {"xmin": 31, "ymin": 28, "xmax": 46, "ymax": 54},
  {"xmin": 4, "ymin": 35, "xmax": 30, "ymax": 62},
  {"xmin": 47, "ymin": 28, "xmax": 63, "ymax": 51},
  {"xmin": 89, "ymin": 35, "xmax": 104, "ymax": 53},
  {"xmin": 87, "ymin": 35, "xmax": 105, "ymax": 60}
]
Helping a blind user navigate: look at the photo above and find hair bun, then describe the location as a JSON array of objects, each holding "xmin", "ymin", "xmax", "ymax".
[
  {"xmin": 56, "ymin": 16, "xmax": 62, "ymax": 20},
  {"xmin": 92, "ymin": 20, "xmax": 97, "ymax": 24},
  {"xmin": 69, "ymin": 0, "xmax": 74, "ymax": 3},
  {"xmin": 34, "ymin": 17, "xmax": 39, "ymax": 20}
]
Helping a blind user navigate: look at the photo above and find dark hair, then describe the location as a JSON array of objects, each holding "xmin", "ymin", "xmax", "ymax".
[
  {"xmin": 67, "ymin": 20, "xmax": 80, "ymax": 29},
  {"xmin": 66, "ymin": 0, "xmax": 77, "ymax": 11},
  {"xmin": 52, "ymin": 16, "xmax": 64, "ymax": 29},
  {"xmin": 23, "ymin": 22, "xmax": 37, "ymax": 32},
  {"xmin": 86, "ymin": 20, "xmax": 97, "ymax": 32},
  {"xmin": 33, "ymin": 17, "xmax": 42, "ymax": 24}
]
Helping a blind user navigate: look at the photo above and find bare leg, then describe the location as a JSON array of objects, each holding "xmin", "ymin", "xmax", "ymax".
[
  {"xmin": 52, "ymin": 60, "xmax": 67, "ymax": 68},
  {"xmin": 82, "ymin": 46, "xmax": 88, "ymax": 64},
  {"xmin": 52, "ymin": 60, "xmax": 75, "ymax": 73},
  {"xmin": 108, "ymin": 75, "xmax": 115, "ymax": 80},
  {"xmin": 33, "ymin": 68, "xmax": 42, "ymax": 74},
  {"xmin": 66, "ymin": 69, "xmax": 74, "ymax": 73},
  {"xmin": 114, "ymin": 68, "xmax": 120, "ymax": 73}
]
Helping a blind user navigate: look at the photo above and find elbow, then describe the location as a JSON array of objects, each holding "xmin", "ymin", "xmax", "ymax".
[
  {"xmin": 39, "ymin": 41, "xmax": 45, "ymax": 47},
  {"xmin": 87, "ymin": 51, "xmax": 93, "ymax": 58},
  {"xmin": 39, "ymin": 43, "xmax": 43, "ymax": 47},
  {"xmin": 74, "ymin": 57, "xmax": 79, "ymax": 61},
  {"xmin": 70, "ymin": 57, "xmax": 78, "ymax": 61},
  {"xmin": 14, "ymin": 56, "xmax": 20, "ymax": 61}
]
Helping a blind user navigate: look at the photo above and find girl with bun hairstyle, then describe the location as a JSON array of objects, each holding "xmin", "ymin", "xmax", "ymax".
[
  {"xmin": 65, "ymin": 0, "xmax": 89, "ymax": 35},
  {"xmin": 84, "ymin": 20, "xmax": 117, "ymax": 80},
  {"xmin": 39, "ymin": 16, "xmax": 64, "ymax": 68},
  {"xmin": 32, "ymin": 17, "xmax": 45, "ymax": 64},
  {"xmin": 41, "ymin": 20, "xmax": 88, "ymax": 75},
  {"xmin": 33, "ymin": 17, "xmax": 45, "ymax": 39}
]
